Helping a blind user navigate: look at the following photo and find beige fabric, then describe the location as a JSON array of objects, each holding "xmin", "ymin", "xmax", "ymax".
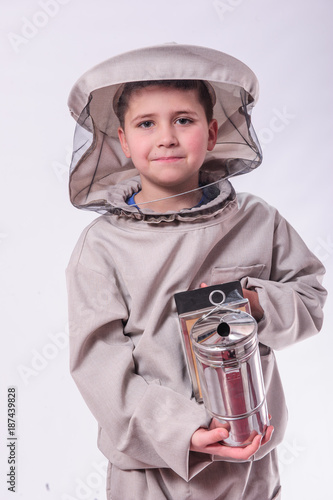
[
  {"xmin": 107, "ymin": 450, "xmax": 282, "ymax": 500},
  {"xmin": 66, "ymin": 179, "xmax": 326, "ymax": 499}
]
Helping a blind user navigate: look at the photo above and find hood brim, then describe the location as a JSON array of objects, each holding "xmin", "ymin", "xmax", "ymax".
[{"xmin": 67, "ymin": 43, "xmax": 262, "ymax": 213}]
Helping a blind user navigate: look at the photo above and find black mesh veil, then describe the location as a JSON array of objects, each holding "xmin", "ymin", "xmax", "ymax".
[{"xmin": 68, "ymin": 44, "xmax": 262, "ymax": 216}]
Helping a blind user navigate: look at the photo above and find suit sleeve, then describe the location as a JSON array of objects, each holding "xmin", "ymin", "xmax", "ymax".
[
  {"xmin": 241, "ymin": 214, "xmax": 327, "ymax": 350},
  {"xmin": 66, "ymin": 256, "xmax": 211, "ymax": 481}
]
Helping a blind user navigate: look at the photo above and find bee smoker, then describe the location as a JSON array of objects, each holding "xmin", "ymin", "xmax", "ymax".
[{"xmin": 190, "ymin": 308, "xmax": 269, "ymax": 447}]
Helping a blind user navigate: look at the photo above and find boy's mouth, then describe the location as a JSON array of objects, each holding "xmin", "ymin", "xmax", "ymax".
[{"xmin": 152, "ymin": 156, "xmax": 184, "ymax": 162}]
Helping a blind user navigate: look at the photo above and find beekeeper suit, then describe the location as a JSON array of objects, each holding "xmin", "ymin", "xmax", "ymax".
[{"xmin": 66, "ymin": 44, "xmax": 326, "ymax": 500}]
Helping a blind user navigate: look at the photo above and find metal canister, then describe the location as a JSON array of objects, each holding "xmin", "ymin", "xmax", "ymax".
[{"xmin": 190, "ymin": 308, "xmax": 268, "ymax": 447}]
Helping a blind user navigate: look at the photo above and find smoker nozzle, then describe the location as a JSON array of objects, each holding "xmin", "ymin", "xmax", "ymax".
[{"xmin": 217, "ymin": 321, "xmax": 230, "ymax": 337}]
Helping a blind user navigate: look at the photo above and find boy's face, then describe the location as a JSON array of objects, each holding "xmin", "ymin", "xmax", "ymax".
[{"xmin": 118, "ymin": 86, "xmax": 218, "ymax": 197}]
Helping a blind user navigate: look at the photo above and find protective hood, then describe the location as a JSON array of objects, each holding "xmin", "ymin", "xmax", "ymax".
[{"xmin": 67, "ymin": 43, "xmax": 262, "ymax": 217}]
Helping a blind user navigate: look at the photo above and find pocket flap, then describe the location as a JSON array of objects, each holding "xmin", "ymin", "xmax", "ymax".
[{"xmin": 211, "ymin": 264, "xmax": 266, "ymax": 284}]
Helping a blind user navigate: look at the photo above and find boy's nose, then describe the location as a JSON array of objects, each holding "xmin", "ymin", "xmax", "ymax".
[{"xmin": 157, "ymin": 125, "xmax": 178, "ymax": 147}]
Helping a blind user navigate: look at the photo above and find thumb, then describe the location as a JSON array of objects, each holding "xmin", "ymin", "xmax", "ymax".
[
  {"xmin": 192, "ymin": 426, "xmax": 229, "ymax": 448},
  {"xmin": 208, "ymin": 426, "xmax": 229, "ymax": 444}
]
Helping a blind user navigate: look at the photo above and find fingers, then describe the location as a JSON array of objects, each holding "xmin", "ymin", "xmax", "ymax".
[
  {"xmin": 242, "ymin": 288, "xmax": 264, "ymax": 321},
  {"xmin": 192, "ymin": 431, "xmax": 263, "ymax": 460},
  {"xmin": 261, "ymin": 425, "xmax": 274, "ymax": 445},
  {"xmin": 218, "ymin": 433, "xmax": 264, "ymax": 460},
  {"xmin": 226, "ymin": 434, "xmax": 263, "ymax": 460},
  {"xmin": 209, "ymin": 418, "xmax": 230, "ymax": 433},
  {"xmin": 191, "ymin": 426, "xmax": 229, "ymax": 450},
  {"xmin": 191, "ymin": 424, "xmax": 274, "ymax": 461}
]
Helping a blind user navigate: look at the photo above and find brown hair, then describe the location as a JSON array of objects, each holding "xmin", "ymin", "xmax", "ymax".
[{"xmin": 115, "ymin": 80, "xmax": 214, "ymax": 128}]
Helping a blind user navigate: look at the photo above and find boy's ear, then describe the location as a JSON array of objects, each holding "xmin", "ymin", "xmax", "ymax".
[
  {"xmin": 118, "ymin": 127, "xmax": 131, "ymax": 158},
  {"xmin": 207, "ymin": 119, "xmax": 218, "ymax": 151}
]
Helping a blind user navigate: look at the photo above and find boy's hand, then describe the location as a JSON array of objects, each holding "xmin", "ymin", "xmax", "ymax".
[
  {"xmin": 190, "ymin": 418, "xmax": 274, "ymax": 460},
  {"xmin": 242, "ymin": 288, "xmax": 264, "ymax": 322}
]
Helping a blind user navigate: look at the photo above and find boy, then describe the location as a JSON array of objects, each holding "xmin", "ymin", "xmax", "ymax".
[{"xmin": 66, "ymin": 44, "xmax": 326, "ymax": 499}]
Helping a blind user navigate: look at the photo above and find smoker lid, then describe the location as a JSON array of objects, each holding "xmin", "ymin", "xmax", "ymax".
[{"xmin": 190, "ymin": 310, "xmax": 257, "ymax": 349}]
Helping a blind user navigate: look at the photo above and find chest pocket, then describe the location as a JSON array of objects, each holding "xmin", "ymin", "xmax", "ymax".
[{"xmin": 210, "ymin": 264, "xmax": 266, "ymax": 285}]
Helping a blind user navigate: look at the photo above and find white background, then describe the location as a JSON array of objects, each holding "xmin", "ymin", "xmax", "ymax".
[{"xmin": 1, "ymin": 0, "xmax": 332, "ymax": 499}]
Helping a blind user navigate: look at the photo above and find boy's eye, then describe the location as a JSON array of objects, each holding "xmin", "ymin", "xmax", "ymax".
[
  {"xmin": 138, "ymin": 120, "xmax": 154, "ymax": 129},
  {"xmin": 176, "ymin": 118, "xmax": 193, "ymax": 125}
]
